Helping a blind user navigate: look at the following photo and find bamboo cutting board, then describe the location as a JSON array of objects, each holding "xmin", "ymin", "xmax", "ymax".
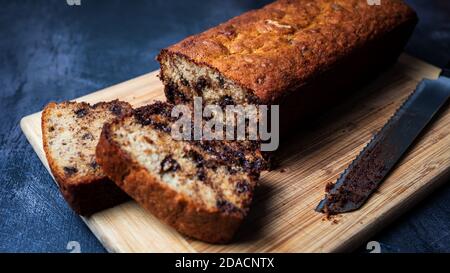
[{"xmin": 20, "ymin": 54, "xmax": 450, "ymax": 252}]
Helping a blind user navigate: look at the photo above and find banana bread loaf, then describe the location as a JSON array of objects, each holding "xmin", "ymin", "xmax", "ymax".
[
  {"xmin": 96, "ymin": 102, "xmax": 268, "ymax": 243},
  {"xmin": 158, "ymin": 0, "xmax": 417, "ymax": 131}
]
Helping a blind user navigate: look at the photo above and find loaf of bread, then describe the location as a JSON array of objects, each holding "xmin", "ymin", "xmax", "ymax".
[
  {"xmin": 158, "ymin": 0, "xmax": 417, "ymax": 130},
  {"xmin": 96, "ymin": 102, "xmax": 268, "ymax": 243},
  {"xmin": 42, "ymin": 100, "xmax": 132, "ymax": 215}
]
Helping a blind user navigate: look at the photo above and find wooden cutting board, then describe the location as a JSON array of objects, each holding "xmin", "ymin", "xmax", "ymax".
[{"xmin": 20, "ymin": 54, "xmax": 450, "ymax": 252}]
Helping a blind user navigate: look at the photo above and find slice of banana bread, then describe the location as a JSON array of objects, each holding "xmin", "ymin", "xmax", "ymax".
[
  {"xmin": 42, "ymin": 100, "xmax": 132, "ymax": 216},
  {"xmin": 96, "ymin": 102, "xmax": 268, "ymax": 243}
]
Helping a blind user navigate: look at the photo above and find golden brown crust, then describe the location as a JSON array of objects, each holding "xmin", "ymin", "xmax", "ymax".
[
  {"xmin": 96, "ymin": 120, "xmax": 244, "ymax": 243},
  {"xmin": 42, "ymin": 100, "xmax": 131, "ymax": 216},
  {"xmin": 158, "ymin": 0, "xmax": 417, "ymax": 103}
]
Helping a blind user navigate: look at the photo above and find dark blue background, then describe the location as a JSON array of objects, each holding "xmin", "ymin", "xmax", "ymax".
[{"xmin": 1, "ymin": 0, "xmax": 449, "ymax": 253}]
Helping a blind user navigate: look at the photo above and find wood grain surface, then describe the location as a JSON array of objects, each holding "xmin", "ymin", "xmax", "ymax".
[{"xmin": 20, "ymin": 54, "xmax": 450, "ymax": 252}]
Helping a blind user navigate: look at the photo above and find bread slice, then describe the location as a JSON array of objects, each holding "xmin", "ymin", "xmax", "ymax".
[
  {"xmin": 42, "ymin": 100, "xmax": 133, "ymax": 215},
  {"xmin": 96, "ymin": 102, "xmax": 268, "ymax": 243}
]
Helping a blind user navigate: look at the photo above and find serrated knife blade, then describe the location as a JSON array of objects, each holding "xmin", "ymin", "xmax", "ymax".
[{"xmin": 316, "ymin": 64, "xmax": 450, "ymax": 214}]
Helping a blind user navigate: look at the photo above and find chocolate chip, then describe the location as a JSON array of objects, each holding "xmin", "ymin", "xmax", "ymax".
[
  {"xmin": 90, "ymin": 161, "xmax": 99, "ymax": 170},
  {"xmin": 82, "ymin": 133, "xmax": 94, "ymax": 140},
  {"xmin": 154, "ymin": 122, "xmax": 171, "ymax": 133},
  {"xmin": 109, "ymin": 104, "xmax": 123, "ymax": 116},
  {"xmin": 64, "ymin": 166, "xmax": 78, "ymax": 176},
  {"xmin": 216, "ymin": 199, "xmax": 238, "ymax": 213},
  {"xmin": 178, "ymin": 92, "xmax": 189, "ymax": 103},
  {"xmin": 135, "ymin": 115, "xmax": 151, "ymax": 126},
  {"xmin": 187, "ymin": 150, "xmax": 204, "ymax": 167},
  {"xmin": 160, "ymin": 155, "xmax": 180, "ymax": 174},
  {"xmin": 246, "ymin": 94, "xmax": 260, "ymax": 104},
  {"xmin": 204, "ymin": 160, "xmax": 218, "ymax": 171},
  {"xmin": 234, "ymin": 150, "xmax": 247, "ymax": 166},
  {"xmin": 164, "ymin": 82, "xmax": 176, "ymax": 103},
  {"xmin": 194, "ymin": 77, "xmax": 209, "ymax": 95},
  {"xmin": 180, "ymin": 76, "xmax": 189, "ymax": 87},
  {"xmin": 74, "ymin": 108, "xmax": 89, "ymax": 118},
  {"xmin": 201, "ymin": 142, "xmax": 216, "ymax": 154},
  {"xmin": 219, "ymin": 95, "xmax": 234, "ymax": 108},
  {"xmin": 49, "ymin": 126, "xmax": 55, "ymax": 132},
  {"xmin": 165, "ymin": 81, "xmax": 189, "ymax": 103},
  {"xmin": 236, "ymin": 181, "xmax": 250, "ymax": 194},
  {"xmin": 251, "ymin": 158, "xmax": 266, "ymax": 172},
  {"xmin": 227, "ymin": 166, "xmax": 238, "ymax": 175},
  {"xmin": 197, "ymin": 168, "xmax": 207, "ymax": 181},
  {"xmin": 217, "ymin": 76, "xmax": 225, "ymax": 88}
]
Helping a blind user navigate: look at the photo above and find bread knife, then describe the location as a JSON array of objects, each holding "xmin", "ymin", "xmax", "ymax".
[{"xmin": 316, "ymin": 62, "xmax": 450, "ymax": 214}]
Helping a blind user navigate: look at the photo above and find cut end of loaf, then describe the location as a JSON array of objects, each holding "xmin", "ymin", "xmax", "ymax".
[{"xmin": 158, "ymin": 50, "xmax": 259, "ymax": 106}]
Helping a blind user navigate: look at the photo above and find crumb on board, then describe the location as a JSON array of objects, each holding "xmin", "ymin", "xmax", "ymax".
[
  {"xmin": 279, "ymin": 167, "xmax": 291, "ymax": 173},
  {"xmin": 322, "ymin": 213, "xmax": 342, "ymax": 224}
]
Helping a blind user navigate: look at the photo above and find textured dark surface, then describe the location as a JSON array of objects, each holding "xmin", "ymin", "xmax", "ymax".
[{"xmin": 0, "ymin": 0, "xmax": 449, "ymax": 253}]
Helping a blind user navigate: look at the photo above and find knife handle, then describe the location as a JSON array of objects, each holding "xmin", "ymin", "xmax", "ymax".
[{"xmin": 441, "ymin": 62, "xmax": 450, "ymax": 78}]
